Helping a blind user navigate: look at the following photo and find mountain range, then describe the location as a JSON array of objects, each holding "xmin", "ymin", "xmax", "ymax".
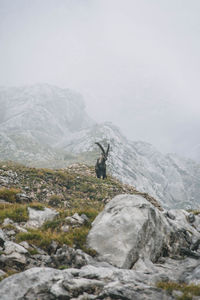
[{"xmin": 1, "ymin": 83, "xmax": 200, "ymax": 209}]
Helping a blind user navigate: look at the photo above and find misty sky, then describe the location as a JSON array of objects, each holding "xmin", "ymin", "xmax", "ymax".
[{"xmin": 0, "ymin": 0, "xmax": 200, "ymax": 158}]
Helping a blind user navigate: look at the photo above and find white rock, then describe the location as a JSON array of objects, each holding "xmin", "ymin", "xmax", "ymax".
[
  {"xmin": 87, "ymin": 194, "xmax": 200, "ymax": 268},
  {"xmin": 0, "ymin": 252, "xmax": 27, "ymax": 265},
  {"xmin": 0, "ymin": 229, "xmax": 6, "ymax": 243},
  {"xmin": 65, "ymin": 213, "xmax": 85, "ymax": 225},
  {"xmin": 0, "ymin": 270, "xmax": 6, "ymax": 278},
  {"xmin": 14, "ymin": 224, "xmax": 28, "ymax": 233},
  {"xmin": 3, "ymin": 218, "xmax": 14, "ymax": 226},
  {"xmin": 25, "ymin": 207, "xmax": 59, "ymax": 229},
  {"xmin": 4, "ymin": 241, "xmax": 28, "ymax": 255},
  {"xmin": 61, "ymin": 225, "xmax": 70, "ymax": 232},
  {"xmin": 19, "ymin": 241, "xmax": 29, "ymax": 250}
]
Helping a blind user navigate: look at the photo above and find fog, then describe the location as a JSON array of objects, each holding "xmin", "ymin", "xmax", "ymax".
[{"xmin": 0, "ymin": 0, "xmax": 200, "ymax": 157}]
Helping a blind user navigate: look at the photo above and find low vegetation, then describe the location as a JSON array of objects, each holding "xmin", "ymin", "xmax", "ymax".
[
  {"xmin": 0, "ymin": 187, "xmax": 20, "ymax": 203},
  {"xmin": 0, "ymin": 161, "xmax": 160, "ymax": 257},
  {"xmin": 16, "ymin": 207, "xmax": 99, "ymax": 255},
  {"xmin": 0, "ymin": 161, "xmax": 139, "ymax": 209},
  {"xmin": 157, "ymin": 281, "xmax": 200, "ymax": 300},
  {"xmin": 0, "ymin": 203, "xmax": 28, "ymax": 223}
]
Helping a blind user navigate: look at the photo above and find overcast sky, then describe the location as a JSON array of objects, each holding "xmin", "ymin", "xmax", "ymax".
[{"xmin": 0, "ymin": 0, "xmax": 200, "ymax": 158}]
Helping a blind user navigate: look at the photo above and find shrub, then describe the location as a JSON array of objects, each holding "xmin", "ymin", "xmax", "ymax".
[
  {"xmin": 16, "ymin": 230, "xmax": 52, "ymax": 249},
  {"xmin": 42, "ymin": 218, "xmax": 63, "ymax": 231},
  {"xmin": 48, "ymin": 195, "xmax": 63, "ymax": 207},
  {"xmin": 0, "ymin": 188, "xmax": 21, "ymax": 203}
]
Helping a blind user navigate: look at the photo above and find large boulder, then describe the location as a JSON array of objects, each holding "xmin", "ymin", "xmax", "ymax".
[{"xmin": 87, "ymin": 194, "xmax": 198, "ymax": 268}]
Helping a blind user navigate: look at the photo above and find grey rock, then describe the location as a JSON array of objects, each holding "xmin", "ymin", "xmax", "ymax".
[
  {"xmin": 25, "ymin": 207, "xmax": 59, "ymax": 228},
  {"xmin": 0, "ymin": 269, "xmax": 6, "ymax": 278},
  {"xmin": 87, "ymin": 194, "xmax": 195, "ymax": 268},
  {"xmin": 188, "ymin": 213, "xmax": 195, "ymax": 223},
  {"xmin": 0, "ymin": 262, "xmax": 193, "ymax": 300},
  {"xmin": 164, "ymin": 210, "xmax": 176, "ymax": 220},
  {"xmin": 50, "ymin": 279, "xmax": 70, "ymax": 299},
  {"xmin": 6, "ymin": 230, "xmax": 16, "ymax": 237},
  {"xmin": 180, "ymin": 263, "xmax": 200, "ymax": 285},
  {"xmin": 0, "ymin": 267, "xmax": 72, "ymax": 300},
  {"xmin": 48, "ymin": 240, "xmax": 59, "ymax": 254},
  {"xmin": 19, "ymin": 241, "xmax": 30, "ymax": 249},
  {"xmin": 62, "ymin": 277, "xmax": 103, "ymax": 297},
  {"xmin": 81, "ymin": 214, "xmax": 90, "ymax": 223},
  {"xmin": 172, "ymin": 290, "xmax": 183, "ymax": 298},
  {"xmin": 52, "ymin": 245, "xmax": 93, "ymax": 269},
  {"xmin": 65, "ymin": 213, "xmax": 85, "ymax": 225},
  {"xmin": 14, "ymin": 224, "xmax": 28, "ymax": 233},
  {"xmin": 3, "ymin": 218, "xmax": 14, "ymax": 226},
  {"xmin": 0, "ymin": 229, "xmax": 6, "ymax": 247},
  {"xmin": 61, "ymin": 224, "xmax": 70, "ymax": 232},
  {"xmin": 0, "ymin": 252, "xmax": 27, "ymax": 269},
  {"xmin": 16, "ymin": 193, "xmax": 32, "ymax": 203},
  {"xmin": 4, "ymin": 241, "xmax": 28, "ymax": 255}
]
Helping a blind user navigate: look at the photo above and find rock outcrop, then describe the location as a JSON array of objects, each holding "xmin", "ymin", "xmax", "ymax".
[{"xmin": 87, "ymin": 194, "xmax": 200, "ymax": 269}]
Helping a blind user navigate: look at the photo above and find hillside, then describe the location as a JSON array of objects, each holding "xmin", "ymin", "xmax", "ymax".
[
  {"xmin": 1, "ymin": 162, "xmax": 200, "ymax": 299},
  {"xmin": 1, "ymin": 84, "xmax": 200, "ymax": 209},
  {"xmin": 0, "ymin": 161, "xmax": 161, "ymax": 211},
  {"xmin": 62, "ymin": 123, "xmax": 200, "ymax": 210},
  {"xmin": 0, "ymin": 162, "xmax": 161, "ymax": 275}
]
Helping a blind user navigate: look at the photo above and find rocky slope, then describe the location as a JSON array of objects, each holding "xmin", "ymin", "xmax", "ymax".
[
  {"xmin": 62, "ymin": 123, "xmax": 200, "ymax": 210},
  {"xmin": 1, "ymin": 84, "xmax": 200, "ymax": 209},
  {"xmin": 0, "ymin": 84, "xmax": 94, "ymax": 167},
  {"xmin": 0, "ymin": 164, "xmax": 200, "ymax": 299}
]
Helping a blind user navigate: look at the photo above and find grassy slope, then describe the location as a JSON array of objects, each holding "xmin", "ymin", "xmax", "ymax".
[{"xmin": 0, "ymin": 161, "xmax": 162, "ymax": 254}]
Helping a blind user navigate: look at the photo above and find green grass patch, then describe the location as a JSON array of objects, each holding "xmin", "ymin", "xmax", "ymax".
[
  {"xmin": 58, "ymin": 265, "xmax": 69, "ymax": 270},
  {"xmin": 0, "ymin": 204, "xmax": 28, "ymax": 223},
  {"xmin": 29, "ymin": 202, "xmax": 45, "ymax": 210},
  {"xmin": 42, "ymin": 218, "xmax": 63, "ymax": 231},
  {"xmin": 0, "ymin": 188, "xmax": 21, "ymax": 203},
  {"xmin": 16, "ymin": 230, "xmax": 52, "ymax": 249},
  {"xmin": 28, "ymin": 248, "xmax": 39, "ymax": 255},
  {"xmin": 48, "ymin": 194, "xmax": 63, "ymax": 207},
  {"xmin": 157, "ymin": 281, "xmax": 200, "ymax": 299},
  {"xmin": 16, "ymin": 217, "xmax": 97, "ymax": 256}
]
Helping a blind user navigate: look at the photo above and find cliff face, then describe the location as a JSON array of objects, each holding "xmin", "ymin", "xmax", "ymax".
[{"xmin": 1, "ymin": 84, "xmax": 200, "ymax": 209}]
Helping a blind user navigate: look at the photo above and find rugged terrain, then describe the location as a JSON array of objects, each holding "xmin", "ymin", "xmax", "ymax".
[
  {"xmin": 1, "ymin": 83, "xmax": 200, "ymax": 209},
  {"xmin": 0, "ymin": 162, "xmax": 200, "ymax": 299}
]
